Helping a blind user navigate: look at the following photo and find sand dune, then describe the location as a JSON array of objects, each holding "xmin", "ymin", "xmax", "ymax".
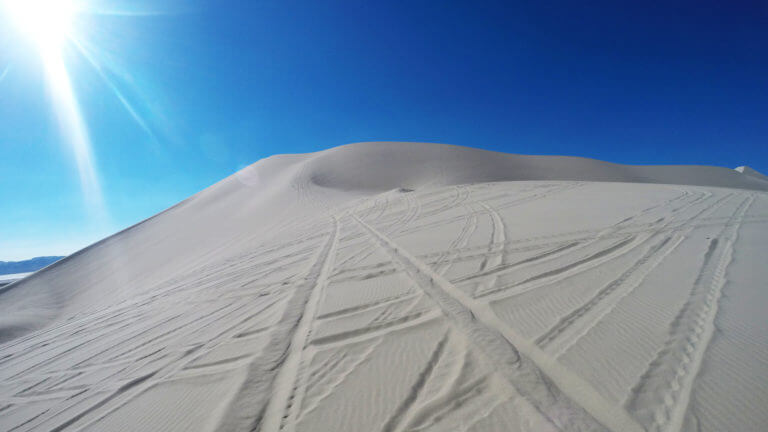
[
  {"xmin": 0, "ymin": 273, "xmax": 30, "ymax": 289},
  {"xmin": 736, "ymin": 165, "xmax": 768, "ymax": 182},
  {"xmin": 1, "ymin": 142, "xmax": 767, "ymax": 431}
]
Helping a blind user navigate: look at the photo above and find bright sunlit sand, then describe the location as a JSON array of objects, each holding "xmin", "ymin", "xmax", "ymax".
[{"xmin": 1, "ymin": 142, "xmax": 767, "ymax": 431}]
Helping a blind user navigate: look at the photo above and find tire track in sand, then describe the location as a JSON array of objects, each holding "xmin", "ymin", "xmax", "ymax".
[
  {"xmin": 625, "ymin": 194, "xmax": 754, "ymax": 432},
  {"xmin": 477, "ymin": 201, "xmax": 506, "ymax": 273},
  {"xmin": 537, "ymin": 192, "xmax": 736, "ymax": 358},
  {"xmin": 215, "ymin": 217, "xmax": 339, "ymax": 432},
  {"xmin": 477, "ymin": 192, "xmax": 734, "ymax": 302},
  {"xmin": 352, "ymin": 214, "xmax": 642, "ymax": 432}
]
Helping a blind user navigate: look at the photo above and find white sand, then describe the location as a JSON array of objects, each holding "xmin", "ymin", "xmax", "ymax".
[
  {"xmin": 1, "ymin": 142, "xmax": 767, "ymax": 431},
  {"xmin": 0, "ymin": 273, "xmax": 30, "ymax": 289}
]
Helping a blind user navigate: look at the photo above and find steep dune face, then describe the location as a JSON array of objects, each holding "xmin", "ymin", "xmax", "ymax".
[
  {"xmin": 1, "ymin": 142, "xmax": 767, "ymax": 343},
  {"xmin": 0, "ymin": 154, "xmax": 320, "ymax": 342},
  {"xmin": 2, "ymin": 142, "xmax": 768, "ymax": 432}
]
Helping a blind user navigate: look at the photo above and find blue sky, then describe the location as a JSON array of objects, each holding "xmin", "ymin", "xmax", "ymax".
[{"xmin": 1, "ymin": 0, "xmax": 766, "ymax": 260}]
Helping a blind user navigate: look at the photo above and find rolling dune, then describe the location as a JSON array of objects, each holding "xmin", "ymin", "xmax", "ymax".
[{"xmin": 1, "ymin": 142, "xmax": 767, "ymax": 431}]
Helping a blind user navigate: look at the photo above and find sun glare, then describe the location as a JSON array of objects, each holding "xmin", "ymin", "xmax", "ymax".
[
  {"xmin": 3, "ymin": 0, "xmax": 106, "ymax": 221},
  {"xmin": 2, "ymin": 0, "xmax": 168, "ymax": 227},
  {"xmin": 4, "ymin": 0, "xmax": 75, "ymax": 50}
]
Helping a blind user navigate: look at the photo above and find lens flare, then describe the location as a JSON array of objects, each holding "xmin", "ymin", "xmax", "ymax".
[
  {"xmin": 71, "ymin": 39, "xmax": 159, "ymax": 145},
  {"xmin": 0, "ymin": 65, "xmax": 10, "ymax": 84},
  {"xmin": 43, "ymin": 49, "xmax": 105, "ymax": 217},
  {"xmin": 2, "ymin": 0, "xmax": 176, "ymax": 225},
  {"xmin": 2, "ymin": 0, "xmax": 106, "ymax": 220}
]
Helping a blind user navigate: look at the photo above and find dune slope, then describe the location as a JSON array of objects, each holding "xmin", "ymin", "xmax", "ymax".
[{"xmin": 1, "ymin": 142, "xmax": 767, "ymax": 432}]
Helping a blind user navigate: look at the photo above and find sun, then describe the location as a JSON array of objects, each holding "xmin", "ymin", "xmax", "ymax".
[
  {"xmin": 2, "ymin": 0, "xmax": 104, "ymax": 215},
  {"xmin": 3, "ymin": 0, "xmax": 76, "ymax": 50},
  {"xmin": 1, "ymin": 0, "xmax": 168, "ymax": 224}
]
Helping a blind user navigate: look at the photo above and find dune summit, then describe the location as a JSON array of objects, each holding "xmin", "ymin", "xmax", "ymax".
[{"xmin": 1, "ymin": 142, "xmax": 767, "ymax": 432}]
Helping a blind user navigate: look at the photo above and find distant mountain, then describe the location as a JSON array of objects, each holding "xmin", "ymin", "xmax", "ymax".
[{"xmin": 0, "ymin": 256, "xmax": 64, "ymax": 275}]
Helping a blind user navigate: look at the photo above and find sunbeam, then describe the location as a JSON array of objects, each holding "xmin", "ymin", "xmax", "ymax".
[
  {"xmin": 2, "ymin": 0, "xmax": 106, "ymax": 220},
  {"xmin": 70, "ymin": 38, "xmax": 159, "ymax": 144},
  {"xmin": 0, "ymin": 65, "xmax": 10, "ymax": 85},
  {"xmin": 42, "ymin": 48, "xmax": 105, "ymax": 219},
  {"xmin": 1, "ymin": 0, "xmax": 176, "ymax": 224}
]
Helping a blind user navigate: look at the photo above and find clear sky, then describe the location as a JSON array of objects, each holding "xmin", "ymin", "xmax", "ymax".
[{"xmin": 0, "ymin": 0, "xmax": 766, "ymax": 260}]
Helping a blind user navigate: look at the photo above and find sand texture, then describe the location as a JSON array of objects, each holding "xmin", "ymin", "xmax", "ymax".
[{"xmin": 1, "ymin": 142, "xmax": 767, "ymax": 431}]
